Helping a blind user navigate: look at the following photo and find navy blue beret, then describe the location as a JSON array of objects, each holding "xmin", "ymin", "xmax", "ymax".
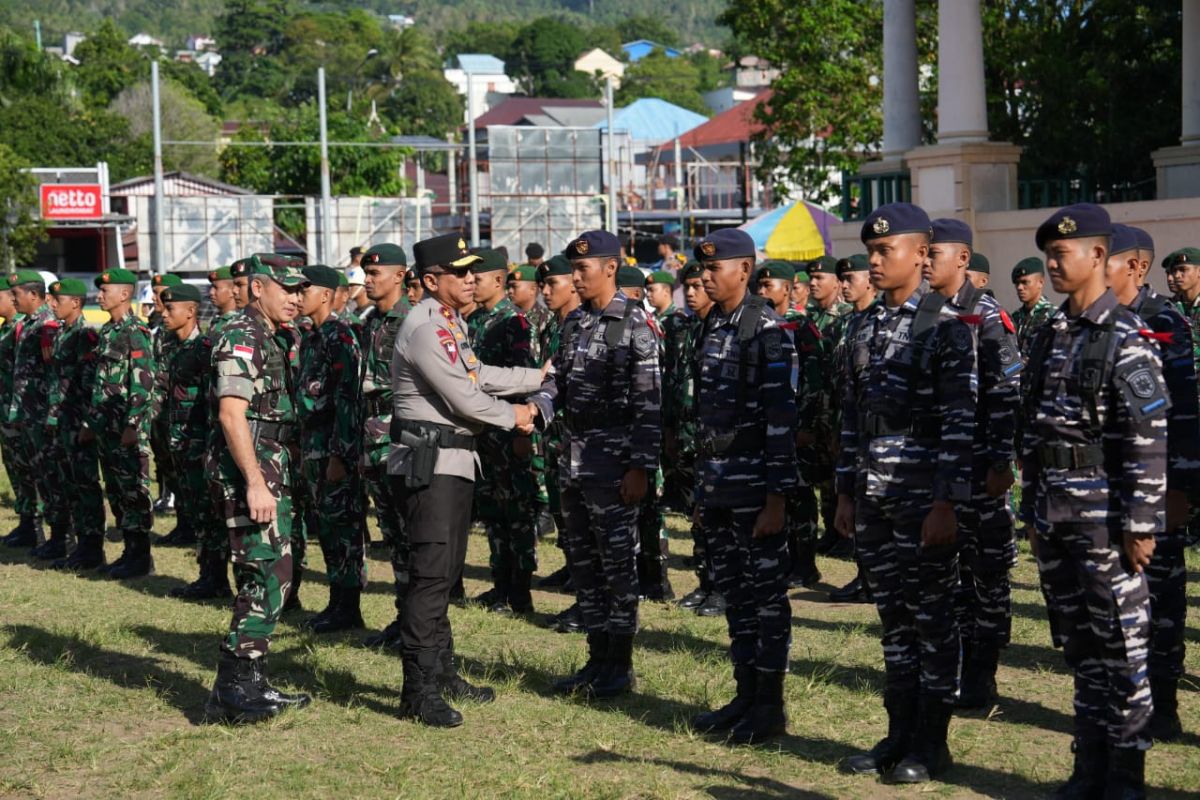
[
  {"xmin": 930, "ymin": 218, "xmax": 973, "ymax": 247},
  {"xmin": 1035, "ymin": 203, "xmax": 1111, "ymax": 251},
  {"xmin": 564, "ymin": 230, "xmax": 621, "ymax": 260},
  {"xmin": 694, "ymin": 228, "xmax": 757, "ymax": 262},
  {"xmin": 1109, "ymin": 224, "xmax": 1139, "ymax": 256},
  {"xmin": 861, "ymin": 202, "xmax": 932, "ymax": 243},
  {"xmin": 1011, "ymin": 257, "xmax": 1044, "ymax": 282},
  {"xmin": 1131, "ymin": 226, "xmax": 1154, "ymax": 254}
]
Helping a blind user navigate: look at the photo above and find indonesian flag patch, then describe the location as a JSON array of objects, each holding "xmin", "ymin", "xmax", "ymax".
[{"xmin": 233, "ymin": 344, "xmax": 255, "ymax": 360}]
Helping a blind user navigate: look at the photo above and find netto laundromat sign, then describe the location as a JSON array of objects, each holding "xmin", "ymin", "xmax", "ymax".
[{"xmin": 40, "ymin": 184, "xmax": 103, "ymax": 220}]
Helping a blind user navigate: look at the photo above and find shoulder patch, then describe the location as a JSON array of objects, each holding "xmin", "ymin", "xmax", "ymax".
[
  {"xmin": 632, "ymin": 327, "xmax": 655, "ymax": 359},
  {"xmin": 948, "ymin": 321, "xmax": 973, "ymax": 351},
  {"xmin": 1125, "ymin": 366, "xmax": 1158, "ymax": 399},
  {"xmin": 763, "ymin": 328, "xmax": 784, "ymax": 361}
]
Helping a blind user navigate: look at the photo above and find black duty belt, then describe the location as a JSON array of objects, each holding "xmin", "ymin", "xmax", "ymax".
[
  {"xmin": 696, "ymin": 427, "xmax": 766, "ymax": 459},
  {"xmin": 392, "ymin": 419, "xmax": 476, "ymax": 451},
  {"xmin": 862, "ymin": 412, "xmax": 940, "ymax": 439},
  {"xmin": 365, "ymin": 393, "xmax": 392, "ymax": 418},
  {"xmin": 1036, "ymin": 443, "xmax": 1103, "ymax": 470},
  {"xmin": 565, "ymin": 407, "xmax": 633, "ymax": 432},
  {"xmin": 250, "ymin": 420, "xmax": 297, "ymax": 445}
]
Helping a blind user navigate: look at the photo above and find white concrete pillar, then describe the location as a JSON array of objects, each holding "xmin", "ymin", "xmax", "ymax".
[
  {"xmin": 1183, "ymin": 0, "xmax": 1200, "ymax": 144},
  {"xmin": 882, "ymin": 0, "xmax": 921, "ymax": 158},
  {"xmin": 937, "ymin": 0, "xmax": 989, "ymax": 143}
]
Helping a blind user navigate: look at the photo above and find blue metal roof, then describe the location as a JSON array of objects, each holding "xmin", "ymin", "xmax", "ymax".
[
  {"xmin": 594, "ymin": 98, "xmax": 707, "ymax": 143},
  {"xmin": 452, "ymin": 54, "xmax": 507, "ymax": 74},
  {"xmin": 621, "ymin": 40, "xmax": 681, "ymax": 62}
]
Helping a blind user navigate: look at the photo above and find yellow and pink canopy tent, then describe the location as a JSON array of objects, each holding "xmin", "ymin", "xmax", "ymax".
[{"xmin": 740, "ymin": 201, "xmax": 840, "ymax": 261}]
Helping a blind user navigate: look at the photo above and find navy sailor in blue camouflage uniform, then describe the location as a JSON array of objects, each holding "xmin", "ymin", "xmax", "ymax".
[
  {"xmin": 1106, "ymin": 223, "xmax": 1195, "ymax": 745},
  {"xmin": 529, "ymin": 230, "xmax": 662, "ymax": 700},
  {"xmin": 924, "ymin": 218, "xmax": 1023, "ymax": 712},
  {"xmin": 836, "ymin": 203, "xmax": 978, "ymax": 784},
  {"xmin": 687, "ymin": 229, "xmax": 798, "ymax": 745},
  {"xmin": 1022, "ymin": 204, "xmax": 1167, "ymax": 799}
]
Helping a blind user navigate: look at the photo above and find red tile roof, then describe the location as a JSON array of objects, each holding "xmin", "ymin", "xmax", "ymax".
[{"xmin": 655, "ymin": 90, "xmax": 771, "ymax": 153}]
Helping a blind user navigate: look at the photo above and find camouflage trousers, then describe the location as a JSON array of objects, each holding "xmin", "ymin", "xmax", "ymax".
[
  {"xmin": 856, "ymin": 495, "xmax": 960, "ymax": 705},
  {"xmin": 1146, "ymin": 533, "xmax": 1187, "ymax": 682},
  {"xmin": 221, "ymin": 482, "xmax": 294, "ymax": 660},
  {"xmin": 636, "ymin": 467, "xmax": 668, "ymax": 583},
  {"xmin": 699, "ymin": 503, "xmax": 792, "ymax": 672},
  {"xmin": 531, "ymin": 432, "xmax": 549, "ymax": 507},
  {"xmin": 674, "ymin": 447, "xmax": 713, "ymax": 587},
  {"xmin": 96, "ymin": 429, "xmax": 152, "ymax": 534},
  {"xmin": 477, "ymin": 430, "xmax": 539, "ymax": 578},
  {"xmin": 200, "ymin": 444, "xmax": 231, "ymax": 561},
  {"xmin": 955, "ymin": 485, "xmax": 1018, "ymax": 649},
  {"xmin": 52, "ymin": 426, "xmax": 105, "ymax": 539},
  {"xmin": 364, "ymin": 462, "xmax": 407, "ymax": 608},
  {"xmin": 23, "ymin": 425, "xmax": 70, "ymax": 532},
  {"xmin": 559, "ymin": 477, "xmax": 640, "ymax": 636},
  {"xmin": 1033, "ymin": 523, "xmax": 1153, "ymax": 749},
  {"xmin": 290, "ymin": 460, "xmax": 309, "ymax": 574},
  {"xmin": 543, "ymin": 427, "xmax": 567, "ymax": 549},
  {"xmin": 302, "ymin": 457, "xmax": 367, "ymax": 589},
  {"xmin": 786, "ymin": 481, "xmax": 819, "ymax": 573},
  {"xmin": 150, "ymin": 416, "xmax": 180, "ymax": 500},
  {"xmin": 1, "ymin": 427, "xmax": 38, "ymax": 519}
]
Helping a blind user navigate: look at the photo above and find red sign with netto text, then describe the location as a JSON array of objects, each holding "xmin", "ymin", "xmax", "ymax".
[{"xmin": 40, "ymin": 184, "xmax": 104, "ymax": 220}]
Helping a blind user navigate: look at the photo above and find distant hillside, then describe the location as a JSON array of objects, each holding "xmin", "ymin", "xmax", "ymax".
[{"xmin": 0, "ymin": 0, "xmax": 729, "ymax": 50}]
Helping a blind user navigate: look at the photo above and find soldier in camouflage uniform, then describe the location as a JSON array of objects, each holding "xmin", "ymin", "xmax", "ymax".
[
  {"xmin": 1107, "ymin": 226, "xmax": 1194, "ymax": 744},
  {"xmin": 668, "ymin": 261, "xmax": 726, "ymax": 618},
  {"xmin": 925, "ymin": 219, "xmax": 1022, "ymax": 712},
  {"xmin": 149, "ymin": 273, "xmax": 186, "ymax": 529},
  {"xmin": 44, "ymin": 279, "xmax": 106, "ymax": 569},
  {"xmin": 358, "ymin": 243, "xmax": 414, "ymax": 648},
  {"xmin": 687, "ymin": 230, "xmax": 798, "ymax": 745},
  {"xmin": 83, "ymin": 268, "xmax": 156, "ymax": 579},
  {"xmin": 838, "ymin": 204, "xmax": 978, "ymax": 784},
  {"xmin": 467, "ymin": 249, "xmax": 540, "ymax": 613},
  {"xmin": 507, "ymin": 263, "xmax": 555, "ymax": 538},
  {"xmin": 295, "ymin": 265, "xmax": 366, "ymax": 633},
  {"xmin": 0, "ymin": 283, "xmax": 40, "ymax": 549},
  {"xmin": 5, "ymin": 271, "xmax": 61, "ymax": 557},
  {"xmin": 646, "ymin": 268, "xmax": 688, "ymax": 517},
  {"xmin": 1021, "ymin": 205, "xmax": 1166, "ymax": 797},
  {"xmin": 756, "ymin": 260, "xmax": 826, "ymax": 589},
  {"xmin": 1162, "ymin": 247, "xmax": 1200, "ymax": 374},
  {"xmin": 530, "ymin": 231, "xmax": 661, "ymax": 700},
  {"xmin": 1010, "ymin": 257, "xmax": 1056, "ymax": 358},
  {"xmin": 204, "ymin": 256, "xmax": 312, "ymax": 725}
]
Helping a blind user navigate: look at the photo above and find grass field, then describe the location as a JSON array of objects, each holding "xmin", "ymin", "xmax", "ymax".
[{"xmin": 0, "ymin": 496, "xmax": 1197, "ymax": 800}]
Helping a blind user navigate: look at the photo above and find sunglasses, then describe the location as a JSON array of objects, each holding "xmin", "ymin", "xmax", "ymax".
[{"xmin": 436, "ymin": 266, "xmax": 475, "ymax": 279}]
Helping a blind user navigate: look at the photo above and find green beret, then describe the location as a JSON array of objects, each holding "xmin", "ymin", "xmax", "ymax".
[
  {"xmin": 617, "ymin": 266, "xmax": 645, "ymax": 288},
  {"xmin": 793, "ymin": 270, "xmax": 810, "ymax": 283},
  {"xmin": 405, "ymin": 269, "xmax": 420, "ymax": 283},
  {"xmin": 646, "ymin": 270, "xmax": 675, "ymax": 286},
  {"xmin": 7, "ymin": 269, "xmax": 43, "ymax": 288},
  {"xmin": 1163, "ymin": 247, "xmax": 1200, "ymax": 270},
  {"xmin": 1011, "ymin": 257, "xmax": 1044, "ymax": 282},
  {"xmin": 806, "ymin": 255, "xmax": 838, "ymax": 275},
  {"xmin": 508, "ymin": 264, "xmax": 537, "ymax": 282},
  {"xmin": 303, "ymin": 265, "xmax": 340, "ymax": 290},
  {"xmin": 362, "ymin": 243, "xmax": 408, "ymax": 267},
  {"xmin": 835, "ymin": 254, "xmax": 869, "ymax": 276},
  {"xmin": 49, "ymin": 278, "xmax": 88, "ymax": 297},
  {"xmin": 537, "ymin": 255, "xmax": 571, "ymax": 281},
  {"xmin": 472, "ymin": 248, "xmax": 508, "ymax": 273},
  {"xmin": 968, "ymin": 253, "xmax": 990, "ymax": 274},
  {"xmin": 93, "ymin": 268, "xmax": 138, "ymax": 288},
  {"xmin": 679, "ymin": 260, "xmax": 703, "ymax": 282},
  {"xmin": 338, "ymin": 270, "xmax": 350, "ymax": 288},
  {"xmin": 208, "ymin": 266, "xmax": 233, "ymax": 282},
  {"xmin": 152, "ymin": 273, "xmax": 183, "ymax": 288},
  {"xmin": 757, "ymin": 259, "xmax": 795, "ymax": 282},
  {"xmin": 160, "ymin": 284, "xmax": 202, "ymax": 303}
]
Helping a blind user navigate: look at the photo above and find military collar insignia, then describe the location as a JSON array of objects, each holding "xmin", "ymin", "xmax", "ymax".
[
  {"xmin": 872, "ymin": 217, "xmax": 890, "ymax": 235},
  {"xmin": 701, "ymin": 241, "xmax": 716, "ymax": 257},
  {"xmin": 1057, "ymin": 216, "xmax": 1077, "ymax": 235}
]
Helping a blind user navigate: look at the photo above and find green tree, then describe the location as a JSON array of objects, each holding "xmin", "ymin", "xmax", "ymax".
[
  {"xmin": 214, "ymin": 0, "xmax": 291, "ymax": 100},
  {"xmin": 71, "ymin": 19, "xmax": 142, "ymax": 108},
  {"xmin": 218, "ymin": 125, "xmax": 273, "ymax": 192},
  {"xmin": 0, "ymin": 144, "xmax": 46, "ymax": 270},
  {"xmin": 616, "ymin": 15, "xmax": 681, "ymax": 49},
  {"xmin": 0, "ymin": 95, "xmax": 151, "ymax": 181},
  {"xmin": 615, "ymin": 50, "xmax": 709, "ymax": 115},
  {"xmin": 109, "ymin": 78, "xmax": 222, "ymax": 176},
  {"xmin": 162, "ymin": 58, "xmax": 223, "ymax": 117},
  {"xmin": 379, "ymin": 72, "xmax": 464, "ymax": 139},
  {"xmin": 438, "ymin": 20, "xmax": 522, "ymax": 61},
  {"xmin": 506, "ymin": 17, "xmax": 594, "ymax": 98},
  {"xmin": 277, "ymin": 9, "xmax": 385, "ymax": 106},
  {"xmin": 721, "ymin": 0, "xmax": 884, "ymax": 202},
  {"xmin": 0, "ymin": 27, "xmax": 70, "ymax": 106}
]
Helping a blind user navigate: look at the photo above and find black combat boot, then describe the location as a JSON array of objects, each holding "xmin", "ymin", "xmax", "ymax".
[
  {"xmin": 728, "ymin": 670, "xmax": 787, "ymax": 744},
  {"xmin": 641, "ymin": 541, "xmax": 674, "ymax": 601},
  {"xmin": 956, "ymin": 643, "xmax": 1000, "ymax": 711},
  {"xmin": 172, "ymin": 552, "xmax": 233, "ymax": 601},
  {"xmin": 251, "ymin": 657, "xmax": 311, "ymax": 710},
  {"xmin": 676, "ymin": 587, "xmax": 707, "ymax": 609},
  {"xmin": 399, "ymin": 650, "xmax": 463, "ymax": 728},
  {"xmin": 692, "ymin": 664, "xmax": 756, "ymax": 733},
  {"xmin": 696, "ymin": 591, "xmax": 727, "ymax": 617},
  {"xmin": 153, "ymin": 491, "xmax": 175, "ymax": 514},
  {"xmin": 204, "ymin": 652, "xmax": 282, "ymax": 724},
  {"xmin": 436, "ymin": 647, "xmax": 496, "ymax": 703},
  {"xmin": 829, "ymin": 566, "xmax": 872, "ymax": 604},
  {"xmin": 31, "ymin": 525, "xmax": 68, "ymax": 560},
  {"xmin": 1147, "ymin": 677, "xmax": 1183, "ymax": 742},
  {"xmin": 1053, "ymin": 736, "xmax": 1108, "ymax": 799},
  {"xmin": 891, "ymin": 699, "xmax": 954, "ymax": 783},
  {"xmin": 302, "ymin": 584, "xmax": 340, "ymax": 630},
  {"xmin": 538, "ymin": 564, "xmax": 571, "ymax": 590},
  {"xmin": 788, "ymin": 538, "xmax": 822, "ymax": 589},
  {"xmin": 52, "ymin": 535, "xmax": 106, "ymax": 571},
  {"xmin": 157, "ymin": 518, "xmax": 197, "ymax": 547},
  {"xmin": 2, "ymin": 515, "xmax": 38, "ymax": 548},
  {"xmin": 107, "ymin": 531, "xmax": 154, "ymax": 579},
  {"xmin": 1102, "ymin": 746, "xmax": 1146, "ymax": 800},
  {"xmin": 509, "ymin": 570, "xmax": 534, "ymax": 614},
  {"xmin": 844, "ymin": 691, "xmax": 917, "ymax": 775},
  {"xmin": 282, "ymin": 565, "xmax": 304, "ymax": 612},
  {"xmin": 363, "ymin": 617, "xmax": 405, "ymax": 649},
  {"xmin": 308, "ymin": 587, "xmax": 366, "ymax": 634},
  {"xmin": 552, "ymin": 602, "xmax": 585, "ymax": 633},
  {"xmin": 588, "ymin": 632, "xmax": 636, "ymax": 699},
  {"xmin": 535, "ymin": 507, "xmax": 556, "ymax": 539},
  {"xmin": 553, "ymin": 630, "xmax": 608, "ymax": 694}
]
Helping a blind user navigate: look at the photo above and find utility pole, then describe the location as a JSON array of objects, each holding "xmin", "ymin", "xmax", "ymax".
[
  {"xmin": 318, "ymin": 67, "xmax": 334, "ymax": 264},
  {"xmin": 467, "ymin": 72, "xmax": 480, "ymax": 246},
  {"xmin": 151, "ymin": 60, "xmax": 165, "ymax": 276},
  {"xmin": 605, "ymin": 76, "xmax": 617, "ymax": 234}
]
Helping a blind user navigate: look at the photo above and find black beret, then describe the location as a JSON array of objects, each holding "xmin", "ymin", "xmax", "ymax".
[
  {"xmin": 160, "ymin": 284, "xmax": 202, "ymax": 303},
  {"xmin": 302, "ymin": 264, "xmax": 340, "ymax": 289},
  {"xmin": 806, "ymin": 255, "xmax": 838, "ymax": 275},
  {"xmin": 413, "ymin": 234, "xmax": 481, "ymax": 274},
  {"xmin": 694, "ymin": 228, "xmax": 756, "ymax": 262},
  {"xmin": 861, "ymin": 202, "xmax": 932, "ymax": 243},
  {"xmin": 617, "ymin": 266, "xmax": 645, "ymax": 288},
  {"xmin": 565, "ymin": 230, "xmax": 621, "ymax": 260},
  {"xmin": 472, "ymin": 248, "xmax": 508, "ymax": 273},
  {"xmin": 968, "ymin": 252, "xmax": 990, "ymax": 274},
  {"xmin": 1011, "ymin": 257, "xmax": 1044, "ymax": 282},
  {"xmin": 930, "ymin": 218, "xmax": 973, "ymax": 247},
  {"xmin": 362, "ymin": 243, "xmax": 408, "ymax": 267},
  {"xmin": 537, "ymin": 254, "xmax": 572, "ymax": 281},
  {"xmin": 836, "ymin": 254, "xmax": 869, "ymax": 276},
  {"xmin": 680, "ymin": 260, "xmax": 703, "ymax": 282},
  {"xmin": 1034, "ymin": 203, "xmax": 1111, "ymax": 251}
]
